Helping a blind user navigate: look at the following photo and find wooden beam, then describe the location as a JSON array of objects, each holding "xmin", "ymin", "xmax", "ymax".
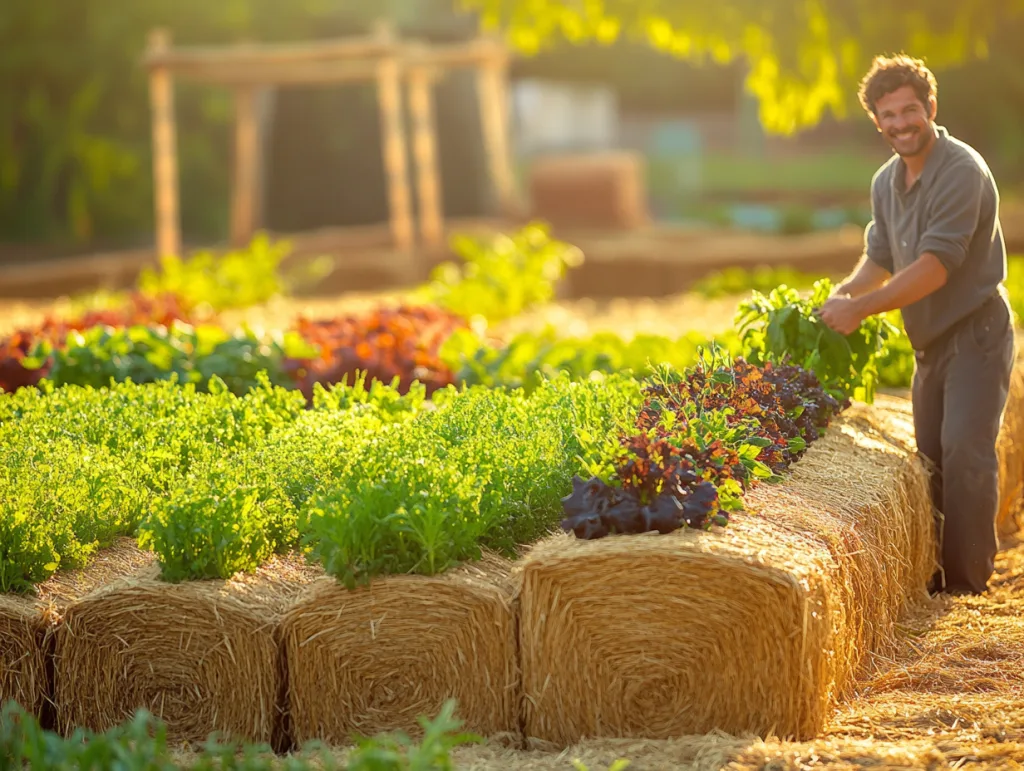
[
  {"xmin": 143, "ymin": 36, "xmax": 395, "ymax": 70},
  {"xmin": 412, "ymin": 38, "xmax": 507, "ymax": 69},
  {"xmin": 147, "ymin": 29, "xmax": 181, "ymax": 259},
  {"xmin": 477, "ymin": 53, "xmax": 517, "ymax": 215},
  {"xmin": 230, "ymin": 86, "xmax": 263, "ymax": 246},
  {"xmin": 407, "ymin": 67, "xmax": 443, "ymax": 250},
  {"xmin": 141, "ymin": 37, "xmax": 509, "ymax": 86},
  {"xmin": 377, "ymin": 56, "xmax": 414, "ymax": 252},
  {"xmin": 145, "ymin": 60, "xmax": 380, "ymax": 87}
]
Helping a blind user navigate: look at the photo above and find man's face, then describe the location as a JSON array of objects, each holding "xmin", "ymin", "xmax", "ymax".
[{"xmin": 871, "ymin": 85, "xmax": 936, "ymax": 158}]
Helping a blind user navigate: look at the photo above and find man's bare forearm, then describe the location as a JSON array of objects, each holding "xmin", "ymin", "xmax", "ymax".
[
  {"xmin": 836, "ymin": 255, "xmax": 891, "ymax": 298},
  {"xmin": 852, "ymin": 252, "xmax": 948, "ymax": 318}
]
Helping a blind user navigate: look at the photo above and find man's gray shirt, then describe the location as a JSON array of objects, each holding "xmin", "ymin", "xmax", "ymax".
[{"xmin": 864, "ymin": 124, "xmax": 1006, "ymax": 351}]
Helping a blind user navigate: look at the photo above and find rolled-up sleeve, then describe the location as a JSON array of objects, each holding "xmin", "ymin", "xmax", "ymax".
[
  {"xmin": 917, "ymin": 160, "xmax": 984, "ymax": 274},
  {"xmin": 865, "ymin": 180, "xmax": 893, "ymax": 273}
]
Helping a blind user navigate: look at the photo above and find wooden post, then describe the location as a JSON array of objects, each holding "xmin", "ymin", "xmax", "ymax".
[
  {"xmin": 230, "ymin": 86, "xmax": 263, "ymax": 246},
  {"xmin": 374, "ymin": 22, "xmax": 414, "ymax": 252},
  {"xmin": 408, "ymin": 66, "xmax": 443, "ymax": 249},
  {"xmin": 476, "ymin": 46, "xmax": 516, "ymax": 216},
  {"xmin": 148, "ymin": 29, "xmax": 181, "ymax": 258}
]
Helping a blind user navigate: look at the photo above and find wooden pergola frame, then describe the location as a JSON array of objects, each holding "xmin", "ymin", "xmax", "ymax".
[{"xmin": 143, "ymin": 22, "xmax": 517, "ymax": 259}]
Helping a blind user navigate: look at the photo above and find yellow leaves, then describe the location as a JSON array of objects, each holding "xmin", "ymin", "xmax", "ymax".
[
  {"xmin": 463, "ymin": 0, "xmax": 1018, "ymax": 135},
  {"xmin": 509, "ymin": 25, "xmax": 543, "ymax": 55},
  {"xmin": 595, "ymin": 17, "xmax": 621, "ymax": 43},
  {"xmin": 645, "ymin": 18, "xmax": 675, "ymax": 50}
]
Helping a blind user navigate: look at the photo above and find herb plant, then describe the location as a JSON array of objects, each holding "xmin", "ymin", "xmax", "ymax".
[{"xmin": 735, "ymin": 278, "xmax": 900, "ymax": 404}]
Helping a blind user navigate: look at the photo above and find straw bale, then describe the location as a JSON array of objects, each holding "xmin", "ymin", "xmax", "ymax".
[
  {"xmin": 448, "ymin": 534, "xmax": 1024, "ymax": 769},
  {"xmin": 282, "ymin": 552, "xmax": 518, "ymax": 746},
  {"xmin": 0, "ymin": 596, "xmax": 47, "ymax": 716},
  {"xmin": 0, "ymin": 537, "xmax": 154, "ymax": 718},
  {"xmin": 997, "ymin": 359, "xmax": 1024, "ymax": 537},
  {"xmin": 54, "ymin": 552, "xmax": 322, "ymax": 747},
  {"xmin": 517, "ymin": 395, "xmax": 935, "ymax": 746}
]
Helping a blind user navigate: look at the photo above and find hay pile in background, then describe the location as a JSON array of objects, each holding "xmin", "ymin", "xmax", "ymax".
[
  {"xmin": 54, "ymin": 552, "xmax": 322, "ymax": 748},
  {"xmin": 516, "ymin": 395, "xmax": 934, "ymax": 746},
  {"xmin": 282, "ymin": 552, "xmax": 518, "ymax": 746},
  {"xmin": 0, "ymin": 537, "xmax": 153, "ymax": 719}
]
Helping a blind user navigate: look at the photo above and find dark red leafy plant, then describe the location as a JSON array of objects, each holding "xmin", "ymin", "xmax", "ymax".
[{"xmin": 561, "ymin": 355, "xmax": 846, "ymax": 540}]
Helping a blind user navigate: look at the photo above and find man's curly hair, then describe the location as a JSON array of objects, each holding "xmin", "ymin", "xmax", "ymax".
[{"xmin": 858, "ymin": 54, "xmax": 937, "ymax": 115}]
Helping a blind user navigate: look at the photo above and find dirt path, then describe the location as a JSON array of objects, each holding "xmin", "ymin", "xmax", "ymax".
[{"xmin": 452, "ymin": 536, "xmax": 1024, "ymax": 770}]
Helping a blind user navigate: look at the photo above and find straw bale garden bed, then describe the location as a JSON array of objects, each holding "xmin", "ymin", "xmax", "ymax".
[{"xmin": 2, "ymin": 227, "xmax": 1024, "ymax": 768}]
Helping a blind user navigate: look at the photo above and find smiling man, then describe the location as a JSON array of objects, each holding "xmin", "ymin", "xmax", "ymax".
[{"xmin": 819, "ymin": 53, "xmax": 1015, "ymax": 596}]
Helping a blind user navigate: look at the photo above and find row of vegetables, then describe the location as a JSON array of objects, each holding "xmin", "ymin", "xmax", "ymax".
[
  {"xmin": 1, "ymin": 268, "xmax": 896, "ymax": 596},
  {"xmin": 2, "ymin": 221, "xmax": 995, "ymax": 596},
  {"xmin": 1, "ymin": 370, "xmax": 639, "ymax": 592},
  {"xmin": 0, "ymin": 225, "xmax": 580, "ymax": 398}
]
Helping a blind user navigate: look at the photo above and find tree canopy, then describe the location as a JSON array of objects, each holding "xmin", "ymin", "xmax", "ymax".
[{"xmin": 458, "ymin": 0, "xmax": 1024, "ymax": 133}]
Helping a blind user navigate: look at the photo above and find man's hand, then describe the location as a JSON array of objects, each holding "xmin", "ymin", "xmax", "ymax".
[{"xmin": 818, "ymin": 295, "xmax": 865, "ymax": 336}]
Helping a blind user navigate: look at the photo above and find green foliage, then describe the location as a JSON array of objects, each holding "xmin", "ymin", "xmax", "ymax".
[
  {"xmin": 691, "ymin": 264, "xmax": 827, "ymax": 299},
  {"xmin": 0, "ymin": 697, "xmax": 480, "ymax": 769},
  {"xmin": 0, "ymin": 362, "xmax": 638, "ymax": 589},
  {"xmin": 300, "ymin": 375, "xmax": 641, "ymax": 588},
  {"xmin": 0, "ymin": 377, "xmax": 309, "ymax": 591},
  {"xmin": 311, "ymin": 371, "xmax": 427, "ymax": 419},
  {"xmin": 139, "ymin": 483, "xmax": 290, "ymax": 583},
  {"xmin": 439, "ymin": 325, "xmax": 743, "ymax": 392},
  {"xmin": 875, "ymin": 310, "xmax": 916, "ymax": 389},
  {"xmin": 0, "ymin": 0, "xmax": 389, "ymax": 243},
  {"xmin": 22, "ymin": 322, "xmax": 317, "ymax": 396},
  {"xmin": 1006, "ymin": 253, "xmax": 1024, "ymax": 326},
  {"xmin": 735, "ymin": 278, "xmax": 900, "ymax": 403},
  {"xmin": 138, "ymin": 234, "xmax": 291, "ymax": 312},
  {"xmin": 460, "ymin": 0, "xmax": 1019, "ymax": 134},
  {"xmin": 0, "ymin": 438, "xmax": 147, "ymax": 592},
  {"xmin": 416, "ymin": 223, "xmax": 584, "ymax": 323}
]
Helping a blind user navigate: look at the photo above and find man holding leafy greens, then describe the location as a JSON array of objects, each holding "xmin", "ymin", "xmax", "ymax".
[{"xmin": 818, "ymin": 54, "xmax": 1015, "ymax": 596}]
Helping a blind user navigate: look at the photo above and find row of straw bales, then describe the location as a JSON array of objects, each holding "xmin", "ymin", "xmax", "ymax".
[{"xmin": 2, "ymin": 367, "xmax": 1023, "ymax": 751}]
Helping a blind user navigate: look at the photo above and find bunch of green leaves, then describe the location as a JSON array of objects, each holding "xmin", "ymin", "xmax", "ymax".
[
  {"xmin": 311, "ymin": 370, "xmax": 427, "ymax": 419},
  {"xmin": 23, "ymin": 321, "xmax": 317, "ymax": 396},
  {"xmin": 735, "ymin": 278, "xmax": 900, "ymax": 403},
  {"xmin": 0, "ymin": 438, "xmax": 147, "ymax": 592},
  {"xmin": 415, "ymin": 222, "xmax": 584, "ymax": 324},
  {"xmin": 138, "ymin": 477, "xmax": 293, "ymax": 583}
]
